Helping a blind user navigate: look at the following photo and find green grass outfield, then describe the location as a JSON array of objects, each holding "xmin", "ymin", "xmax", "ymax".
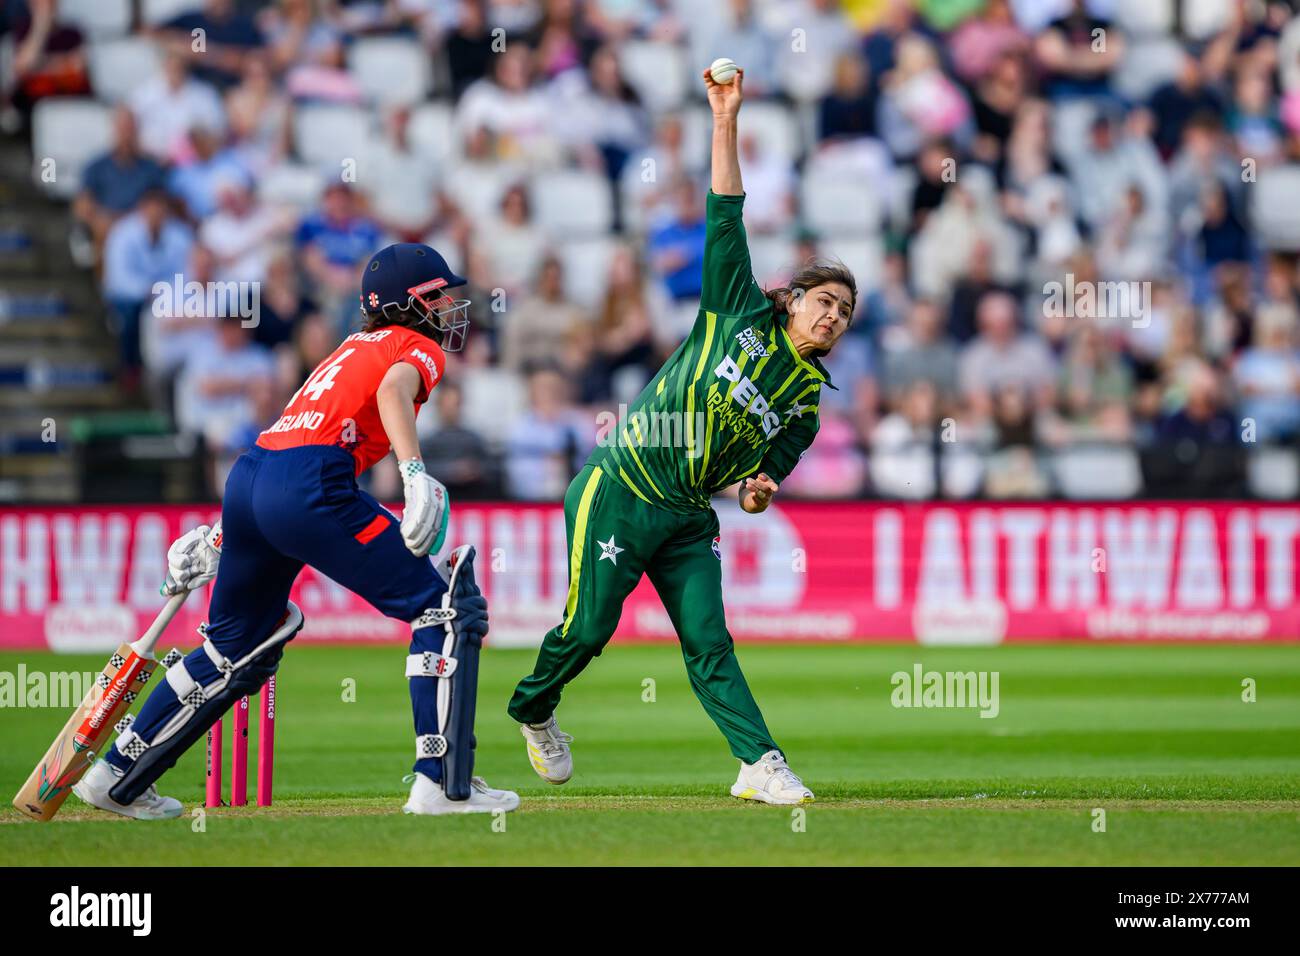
[{"xmin": 2, "ymin": 642, "xmax": 1299, "ymax": 865}]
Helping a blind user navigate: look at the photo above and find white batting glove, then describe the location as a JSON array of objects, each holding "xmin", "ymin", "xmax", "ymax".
[
  {"xmin": 162, "ymin": 523, "xmax": 223, "ymax": 595},
  {"xmin": 398, "ymin": 459, "xmax": 449, "ymax": 557}
]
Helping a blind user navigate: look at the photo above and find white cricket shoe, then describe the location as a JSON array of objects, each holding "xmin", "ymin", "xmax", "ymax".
[
  {"xmin": 520, "ymin": 715, "xmax": 573, "ymax": 784},
  {"xmin": 72, "ymin": 759, "xmax": 184, "ymax": 820},
  {"xmin": 730, "ymin": 750, "xmax": 814, "ymax": 805},
  {"xmin": 402, "ymin": 772, "xmax": 520, "ymax": 815}
]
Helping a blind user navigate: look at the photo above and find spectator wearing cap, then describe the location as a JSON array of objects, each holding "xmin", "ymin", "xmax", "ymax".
[
  {"xmin": 102, "ymin": 189, "xmax": 194, "ymax": 379},
  {"xmin": 74, "ymin": 107, "xmax": 167, "ymax": 256}
]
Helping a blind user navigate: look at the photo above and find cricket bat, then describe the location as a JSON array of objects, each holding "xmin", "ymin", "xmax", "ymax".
[{"xmin": 11, "ymin": 592, "xmax": 189, "ymax": 822}]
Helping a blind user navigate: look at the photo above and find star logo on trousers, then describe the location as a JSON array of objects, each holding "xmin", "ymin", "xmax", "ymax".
[{"xmin": 597, "ymin": 535, "xmax": 624, "ymax": 565}]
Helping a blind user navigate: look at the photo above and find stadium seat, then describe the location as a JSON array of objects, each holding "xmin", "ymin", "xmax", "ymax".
[
  {"xmin": 88, "ymin": 38, "xmax": 164, "ymax": 104},
  {"xmin": 747, "ymin": 235, "xmax": 797, "ymax": 286},
  {"xmin": 1113, "ymin": 38, "xmax": 1185, "ymax": 102},
  {"xmin": 1250, "ymin": 167, "xmax": 1300, "ymax": 251},
  {"xmin": 1183, "ymin": 0, "xmax": 1234, "ymax": 41},
  {"xmin": 1112, "ymin": 0, "xmax": 1174, "ymax": 37},
  {"xmin": 677, "ymin": 105, "xmax": 713, "ymax": 163},
  {"xmin": 407, "ymin": 101, "xmax": 458, "ymax": 168},
  {"xmin": 59, "ymin": 0, "xmax": 132, "ymax": 38},
  {"xmin": 460, "ymin": 368, "xmax": 527, "ymax": 446},
  {"xmin": 293, "ymin": 104, "xmax": 374, "ymax": 170},
  {"xmin": 348, "ymin": 37, "xmax": 431, "ymax": 107},
  {"xmin": 1051, "ymin": 99, "xmax": 1098, "ymax": 170},
  {"xmin": 140, "ymin": 0, "xmax": 205, "ymax": 26},
  {"xmin": 739, "ymin": 101, "xmax": 803, "ymax": 165},
  {"xmin": 619, "ymin": 41, "xmax": 688, "ymax": 113},
  {"xmin": 1051, "ymin": 446, "xmax": 1144, "ymax": 499},
  {"xmin": 556, "ymin": 237, "xmax": 618, "ymax": 309},
  {"xmin": 441, "ymin": 162, "xmax": 517, "ymax": 223},
  {"xmin": 531, "ymin": 170, "xmax": 613, "ymax": 237},
  {"xmin": 800, "ymin": 176, "xmax": 882, "ymax": 238},
  {"xmin": 1247, "ymin": 447, "xmax": 1300, "ymax": 500},
  {"xmin": 827, "ymin": 236, "xmax": 884, "ymax": 291},
  {"xmin": 257, "ymin": 164, "xmax": 326, "ymax": 210},
  {"xmin": 30, "ymin": 98, "xmax": 113, "ymax": 199}
]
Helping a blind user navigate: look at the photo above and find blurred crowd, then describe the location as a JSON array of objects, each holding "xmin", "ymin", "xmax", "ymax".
[{"xmin": 7, "ymin": 0, "xmax": 1300, "ymax": 500}]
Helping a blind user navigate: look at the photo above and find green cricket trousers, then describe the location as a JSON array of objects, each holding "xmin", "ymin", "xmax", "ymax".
[{"xmin": 507, "ymin": 464, "xmax": 779, "ymax": 762}]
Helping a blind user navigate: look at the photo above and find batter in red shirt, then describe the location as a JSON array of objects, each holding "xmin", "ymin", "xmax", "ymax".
[{"xmin": 87, "ymin": 243, "xmax": 521, "ymax": 821}]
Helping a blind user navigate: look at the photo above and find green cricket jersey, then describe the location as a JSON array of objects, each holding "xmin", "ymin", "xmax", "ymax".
[{"xmin": 591, "ymin": 191, "xmax": 834, "ymax": 514}]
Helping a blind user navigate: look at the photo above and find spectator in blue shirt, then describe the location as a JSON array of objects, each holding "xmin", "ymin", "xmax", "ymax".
[
  {"xmin": 74, "ymin": 106, "xmax": 166, "ymax": 256},
  {"xmin": 647, "ymin": 178, "xmax": 707, "ymax": 302},
  {"xmin": 296, "ymin": 182, "xmax": 382, "ymax": 308},
  {"xmin": 101, "ymin": 189, "xmax": 194, "ymax": 379},
  {"xmin": 167, "ymin": 125, "xmax": 252, "ymax": 221}
]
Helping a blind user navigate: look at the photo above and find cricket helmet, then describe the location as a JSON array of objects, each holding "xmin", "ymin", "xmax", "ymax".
[{"xmin": 360, "ymin": 242, "xmax": 471, "ymax": 351}]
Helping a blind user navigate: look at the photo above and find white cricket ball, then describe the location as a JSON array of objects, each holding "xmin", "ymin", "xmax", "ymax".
[{"xmin": 709, "ymin": 57, "xmax": 739, "ymax": 85}]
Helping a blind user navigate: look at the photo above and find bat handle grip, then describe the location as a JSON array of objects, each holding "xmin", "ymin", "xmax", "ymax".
[{"xmin": 129, "ymin": 590, "xmax": 189, "ymax": 659}]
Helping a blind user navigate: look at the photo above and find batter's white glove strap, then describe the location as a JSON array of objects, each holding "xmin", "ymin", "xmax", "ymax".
[
  {"xmin": 398, "ymin": 459, "xmax": 449, "ymax": 557},
  {"xmin": 162, "ymin": 523, "xmax": 223, "ymax": 595}
]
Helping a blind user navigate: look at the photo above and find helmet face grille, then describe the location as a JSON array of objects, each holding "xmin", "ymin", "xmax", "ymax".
[
  {"xmin": 360, "ymin": 293, "xmax": 471, "ymax": 351},
  {"xmin": 422, "ymin": 297, "xmax": 471, "ymax": 352}
]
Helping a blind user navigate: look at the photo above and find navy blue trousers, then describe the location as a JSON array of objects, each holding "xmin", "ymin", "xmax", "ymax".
[{"xmin": 109, "ymin": 445, "xmax": 450, "ymax": 781}]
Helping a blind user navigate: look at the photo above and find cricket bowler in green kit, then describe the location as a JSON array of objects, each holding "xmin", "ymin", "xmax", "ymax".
[{"xmin": 508, "ymin": 63, "xmax": 857, "ymax": 804}]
